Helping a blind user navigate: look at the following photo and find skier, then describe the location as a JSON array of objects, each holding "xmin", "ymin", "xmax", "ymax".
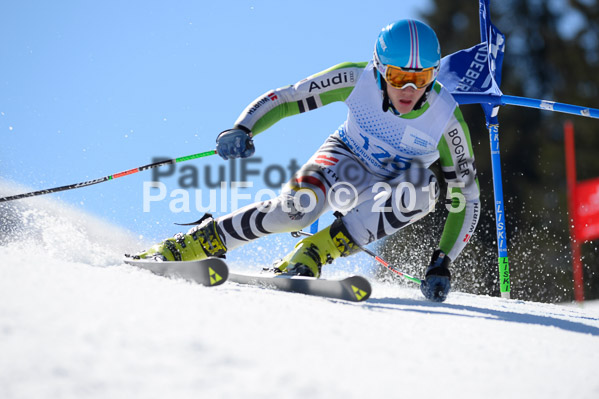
[{"xmin": 135, "ymin": 19, "xmax": 480, "ymax": 302}]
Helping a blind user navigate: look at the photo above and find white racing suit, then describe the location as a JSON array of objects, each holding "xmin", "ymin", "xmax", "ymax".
[{"xmin": 216, "ymin": 61, "xmax": 480, "ymax": 262}]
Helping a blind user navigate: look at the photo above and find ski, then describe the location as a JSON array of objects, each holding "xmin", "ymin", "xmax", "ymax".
[
  {"xmin": 124, "ymin": 257, "xmax": 229, "ymax": 287},
  {"xmin": 228, "ymin": 272, "xmax": 372, "ymax": 302}
]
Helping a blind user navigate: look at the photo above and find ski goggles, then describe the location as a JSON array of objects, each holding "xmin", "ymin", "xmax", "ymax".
[{"xmin": 383, "ymin": 64, "xmax": 437, "ymax": 89}]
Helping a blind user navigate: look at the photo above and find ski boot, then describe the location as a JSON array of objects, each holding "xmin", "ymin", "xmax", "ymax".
[
  {"xmin": 274, "ymin": 218, "xmax": 360, "ymax": 278},
  {"xmin": 134, "ymin": 215, "xmax": 227, "ymax": 261}
]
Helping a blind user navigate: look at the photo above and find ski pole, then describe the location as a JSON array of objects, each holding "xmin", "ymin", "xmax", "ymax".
[
  {"xmin": 293, "ymin": 230, "xmax": 422, "ymax": 285},
  {"xmin": 358, "ymin": 244, "xmax": 422, "ymax": 285},
  {"xmin": 0, "ymin": 150, "xmax": 217, "ymax": 203}
]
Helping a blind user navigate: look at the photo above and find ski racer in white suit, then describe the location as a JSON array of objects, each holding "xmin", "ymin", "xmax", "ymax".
[{"xmin": 136, "ymin": 19, "xmax": 480, "ymax": 302}]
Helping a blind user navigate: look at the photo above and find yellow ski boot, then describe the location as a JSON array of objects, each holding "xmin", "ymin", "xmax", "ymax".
[
  {"xmin": 135, "ymin": 215, "xmax": 226, "ymax": 261},
  {"xmin": 275, "ymin": 219, "xmax": 360, "ymax": 278}
]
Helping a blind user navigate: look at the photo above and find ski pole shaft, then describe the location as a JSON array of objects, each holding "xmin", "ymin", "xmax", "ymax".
[
  {"xmin": 358, "ymin": 245, "xmax": 422, "ymax": 285},
  {"xmin": 293, "ymin": 230, "xmax": 422, "ymax": 285},
  {"xmin": 0, "ymin": 150, "xmax": 217, "ymax": 203}
]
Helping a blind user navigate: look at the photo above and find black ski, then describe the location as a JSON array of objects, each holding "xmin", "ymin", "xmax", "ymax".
[
  {"xmin": 228, "ymin": 272, "xmax": 372, "ymax": 302},
  {"xmin": 124, "ymin": 257, "xmax": 229, "ymax": 287}
]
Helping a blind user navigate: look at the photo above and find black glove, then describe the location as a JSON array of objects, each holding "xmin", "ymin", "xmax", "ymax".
[
  {"xmin": 420, "ymin": 249, "xmax": 451, "ymax": 302},
  {"xmin": 216, "ymin": 126, "xmax": 255, "ymax": 160}
]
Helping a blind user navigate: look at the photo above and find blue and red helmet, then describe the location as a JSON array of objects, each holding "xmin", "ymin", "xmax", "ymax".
[{"xmin": 374, "ymin": 19, "xmax": 441, "ymax": 90}]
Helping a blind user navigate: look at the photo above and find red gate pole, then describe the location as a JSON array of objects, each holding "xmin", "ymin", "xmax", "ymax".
[{"xmin": 564, "ymin": 121, "xmax": 584, "ymax": 302}]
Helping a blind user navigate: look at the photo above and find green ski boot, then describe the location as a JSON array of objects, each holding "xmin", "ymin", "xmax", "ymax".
[
  {"xmin": 135, "ymin": 215, "xmax": 226, "ymax": 261},
  {"xmin": 275, "ymin": 218, "xmax": 360, "ymax": 278}
]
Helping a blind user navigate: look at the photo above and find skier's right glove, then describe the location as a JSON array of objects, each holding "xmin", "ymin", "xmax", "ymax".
[
  {"xmin": 216, "ymin": 126, "xmax": 255, "ymax": 160},
  {"xmin": 420, "ymin": 249, "xmax": 451, "ymax": 302}
]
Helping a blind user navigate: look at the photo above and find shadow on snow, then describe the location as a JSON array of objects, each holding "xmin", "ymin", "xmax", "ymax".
[{"xmin": 364, "ymin": 297, "xmax": 599, "ymax": 337}]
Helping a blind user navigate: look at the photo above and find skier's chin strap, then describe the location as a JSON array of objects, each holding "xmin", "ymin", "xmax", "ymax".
[{"xmin": 374, "ymin": 67, "xmax": 433, "ymax": 115}]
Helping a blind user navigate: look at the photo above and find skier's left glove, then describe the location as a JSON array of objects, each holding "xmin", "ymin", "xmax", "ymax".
[
  {"xmin": 420, "ymin": 249, "xmax": 451, "ymax": 302},
  {"xmin": 216, "ymin": 126, "xmax": 255, "ymax": 160}
]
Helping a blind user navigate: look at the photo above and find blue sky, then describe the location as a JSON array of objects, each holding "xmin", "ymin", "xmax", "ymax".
[{"xmin": 1, "ymin": 0, "xmax": 438, "ymax": 263}]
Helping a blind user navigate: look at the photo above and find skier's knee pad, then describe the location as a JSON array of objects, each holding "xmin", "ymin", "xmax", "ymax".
[
  {"xmin": 278, "ymin": 184, "xmax": 325, "ymax": 224},
  {"xmin": 256, "ymin": 191, "xmax": 321, "ymax": 234}
]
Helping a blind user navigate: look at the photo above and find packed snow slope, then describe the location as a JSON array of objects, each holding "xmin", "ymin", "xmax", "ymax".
[{"xmin": 1, "ymin": 186, "xmax": 599, "ymax": 399}]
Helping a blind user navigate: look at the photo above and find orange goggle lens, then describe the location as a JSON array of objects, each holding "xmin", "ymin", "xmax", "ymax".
[{"xmin": 385, "ymin": 65, "xmax": 436, "ymax": 89}]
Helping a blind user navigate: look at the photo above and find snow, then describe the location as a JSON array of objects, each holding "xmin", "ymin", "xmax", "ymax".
[{"xmin": 1, "ymin": 192, "xmax": 599, "ymax": 399}]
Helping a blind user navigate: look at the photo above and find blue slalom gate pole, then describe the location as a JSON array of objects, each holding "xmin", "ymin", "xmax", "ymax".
[
  {"xmin": 485, "ymin": 110, "xmax": 511, "ymax": 298},
  {"xmin": 309, "ymin": 219, "xmax": 319, "ymax": 234},
  {"xmin": 478, "ymin": 0, "xmax": 511, "ymax": 298},
  {"xmin": 451, "ymin": 93, "xmax": 599, "ymax": 120}
]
